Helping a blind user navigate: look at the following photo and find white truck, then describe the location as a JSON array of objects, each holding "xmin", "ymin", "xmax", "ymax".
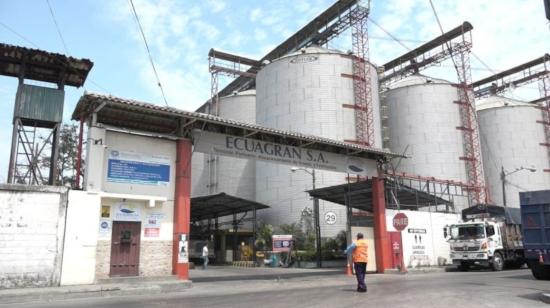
[{"xmin": 444, "ymin": 205, "xmax": 524, "ymax": 271}]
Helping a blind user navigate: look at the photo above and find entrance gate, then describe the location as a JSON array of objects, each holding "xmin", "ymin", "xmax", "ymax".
[{"xmin": 110, "ymin": 221, "xmax": 141, "ymax": 276}]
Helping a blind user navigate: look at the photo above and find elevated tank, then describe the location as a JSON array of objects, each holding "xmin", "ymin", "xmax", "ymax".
[
  {"xmin": 477, "ymin": 96, "xmax": 550, "ymax": 208},
  {"xmin": 255, "ymin": 46, "xmax": 382, "ymax": 235},
  {"xmin": 191, "ymin": 90, "xmax": 256, "ymax": 200}
]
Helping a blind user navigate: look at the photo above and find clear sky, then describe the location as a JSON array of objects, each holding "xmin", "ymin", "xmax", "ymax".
[{"xmin": 0, "ymin": 0, "xmax": 549, "ymax": 182}]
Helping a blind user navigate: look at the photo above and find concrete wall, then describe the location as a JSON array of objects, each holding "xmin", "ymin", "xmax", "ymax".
[
  {"xmin": 386, "ymin": 209, "xmax": 460, "ymax": 268},
  {"xmin": 95, "ymin": 198, "xmax": 173, "ymax": 279},
  {"xmin": 0, "ymin": 185, "xmax": 68, "ymax": 289},
  {"xmin": 83, "ymin": 127, "xmax": 176, "ymax": 280},
  {"xmin": 60, "ymin": 190, "xmax": 101, "ymax": 285}
]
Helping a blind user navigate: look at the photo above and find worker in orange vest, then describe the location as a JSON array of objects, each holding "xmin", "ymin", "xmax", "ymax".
[{"xmin": 344, "ymin": 232, "xmax": 368, "ymax": 293}]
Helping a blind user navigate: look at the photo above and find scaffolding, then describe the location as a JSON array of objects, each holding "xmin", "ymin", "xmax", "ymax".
[{"xmin": 350, "ymin": 1, "xmax": 374, "ymax": 146}]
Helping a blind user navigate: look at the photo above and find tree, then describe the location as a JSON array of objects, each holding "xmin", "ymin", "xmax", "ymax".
[{"xmin": 39, "ymin": 123, "xmax": 81, "ymax": 187}]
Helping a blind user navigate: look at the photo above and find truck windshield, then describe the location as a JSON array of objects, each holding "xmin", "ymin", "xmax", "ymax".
[{"xmin": 450, "ymin": 224, "xmax": 485, "ymax": 240}]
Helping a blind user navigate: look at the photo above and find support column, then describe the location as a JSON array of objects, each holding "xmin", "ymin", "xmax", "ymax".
[
  {"xmin": 173, "ymin": 138, "xmax": 192, "ymax": 280},
  {"xmin": 372, "ymin": 177, "xmax": 391, "ymax": 273}
]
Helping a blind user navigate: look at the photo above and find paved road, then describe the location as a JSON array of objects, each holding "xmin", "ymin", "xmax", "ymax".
[{"xmin": 4, "ymin": 269, "xmax": 548, "ymax": 308}]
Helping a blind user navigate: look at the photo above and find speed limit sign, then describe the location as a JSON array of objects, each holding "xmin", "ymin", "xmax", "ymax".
[{"xmin": 325, "ymin": 211, "xmax": 336, "ymax": 225}]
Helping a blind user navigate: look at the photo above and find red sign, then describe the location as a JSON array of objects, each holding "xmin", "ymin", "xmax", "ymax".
[
  {"xmin": 393, "ymin": 213, "xmax": 408, "ymax": 231},
  {"xmin": 144, "ymin": 228, "xmax": 160, "ymax": 237}
]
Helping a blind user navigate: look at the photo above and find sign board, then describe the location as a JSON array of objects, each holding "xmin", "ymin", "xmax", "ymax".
[
  {"xmin": 113, "ymin": 202, "xmax": 142, "ymax": 222},
  {"xmin": 107, "ymin": 150, "xmax": 170, "ymax": 186},
  {"xmin": 99, "ymin": 219, "xmax": 111, "ymax": 236},
  {"xmin": 324, "ymin": 211, "xmax": 336, "ymax": 225},
  {"xmin": 144, "ymin": 228, "xmax": 160, "ymax": 237},
  {"xmin": 193, "ymin": 130, "xmax": 377, "ymax": 176},
  {"xmin": 178, "ymin": 234, "xmax": 188, "ymax": 263},
  {"xmin": 144, "ymin": 212, "xmax": 164, "ymax": 228},
  {"xmin": 408, "ymin": 228, "xmax": 427, "ymax": 234},
  {"xmin": 393, "ymin": 213, "xmax": 408, "ymax": 231},
  {"xmin": 272, "ymin": 234, "xmax": 294, "ymax": 252}
]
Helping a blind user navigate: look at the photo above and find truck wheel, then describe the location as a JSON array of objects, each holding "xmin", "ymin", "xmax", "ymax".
[
  {"xmin": 531, "ymin": 262, "xmax": 550, "ymax": 280},
  {"xmin": 492, "ymin": 252, "xmax": 504, "ymax": 271}
]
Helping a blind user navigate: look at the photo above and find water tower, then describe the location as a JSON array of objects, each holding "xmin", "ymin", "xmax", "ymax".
[{"xmin": 0, "ymin": 43, "xmax": 93, "ymax": 185}]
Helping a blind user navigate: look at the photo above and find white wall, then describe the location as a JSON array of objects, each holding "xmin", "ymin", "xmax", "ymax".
[
  {"xmin": 60, "ymin": 190, "xmax": 101, "ymax": 285},
  {"xmin": 386, "ymin": 209, "xmax": 460, "ymax": 267},
  {"xmin": 350, "ymin": 226, "xmax": 377, "ymax": 272},
  {"xmin": 0, "ymin": 185, "xmax": 68, "ymax": 288}
]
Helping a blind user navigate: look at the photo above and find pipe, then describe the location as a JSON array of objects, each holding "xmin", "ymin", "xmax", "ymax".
[{"xmin": 75, "ymin": 116, "xmax": 84, "ymax": 189}]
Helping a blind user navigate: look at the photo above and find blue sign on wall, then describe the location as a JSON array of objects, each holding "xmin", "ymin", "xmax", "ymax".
[{"xmin": 107, "ymin": 151, "xmax": 170, "ymax": 186}]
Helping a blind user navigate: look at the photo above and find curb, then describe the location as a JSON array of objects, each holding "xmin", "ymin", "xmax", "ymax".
[
  {"xmin": 540, "ymin": 293, "xmax": 550, "ymax": 304},
  {"xmin": 0, "ymin": 281, "xmax": 192, "ymax": 305},
  {"xmin": 191, "ymin": 269, "xmax": 343, "ymax": 283}
]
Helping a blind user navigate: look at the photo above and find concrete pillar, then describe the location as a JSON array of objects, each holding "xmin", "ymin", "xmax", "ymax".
[
  {"xmin": 372, "ymin": 177, "xmax": 391, "ymax": 273},
  {"xmin": 173, "ymin": 138, "xmax": 192, "ymax": 280}
]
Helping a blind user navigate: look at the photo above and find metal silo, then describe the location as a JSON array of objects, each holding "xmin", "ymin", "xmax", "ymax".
[
  {"xmin": 477, "ymin": 96, "xmax": 550, "ymax": 208},
  {"xmin": 383, "ymin": 74, "xmax": 471, "ymax": 210},
  {"xmin": 191, "ymin": 90, "xmax": 256, "ymax": 200},
  {"xmin": 255, "ymin": 46, "xmax": 382, "ymax": 236},
  {"xmin": 384, "ymin": 75, "xmax": 468, "ymax": 181}
]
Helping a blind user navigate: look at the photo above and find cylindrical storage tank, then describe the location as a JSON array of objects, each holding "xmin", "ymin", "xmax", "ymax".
[
  {"xmin": 384, "ymin": 75, "xmax": 470, "ymax": 209},
  {"xmin": 191, "ymin": 90, "xmax": 256, "ymax": 200},
  {"xmin": 255, "ymin": 46, "xmax": 382, "ymax": 236},
  {"xmin": 477, "ymin": 96, "xmax": 550, "ymax": 208}
]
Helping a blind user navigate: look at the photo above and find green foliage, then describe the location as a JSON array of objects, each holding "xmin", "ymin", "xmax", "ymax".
[
  {"xmin": 255, "ymin": 221, "xmax": 274, "ymax": 251},
  {"xmin": 38, "ymin": 123, "xmax": 81, "ymax": 186}
]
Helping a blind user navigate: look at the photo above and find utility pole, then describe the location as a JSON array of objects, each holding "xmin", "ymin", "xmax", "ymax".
[{"xmin": 500, "ymin": 166, "xmax": 537, "ymax": 207}]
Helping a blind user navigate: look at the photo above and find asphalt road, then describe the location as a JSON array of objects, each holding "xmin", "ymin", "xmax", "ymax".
[{"xmin": 4, "ymin": 269, "xmax": 549, "ymax": 308}]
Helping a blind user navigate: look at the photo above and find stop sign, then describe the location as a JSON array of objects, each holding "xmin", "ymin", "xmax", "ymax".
[{"xmin": 393, "ymin": 213, "xmax": 408, "ymax": 231}]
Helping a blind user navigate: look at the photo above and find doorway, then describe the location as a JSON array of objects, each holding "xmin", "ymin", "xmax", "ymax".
[
  {"xmin": 388, "ymin": 231, "xmax": 403, "ymax": 269},
  {"xmin": 110, "ymin": 221, "xmax": 141, "ymax": 277}
]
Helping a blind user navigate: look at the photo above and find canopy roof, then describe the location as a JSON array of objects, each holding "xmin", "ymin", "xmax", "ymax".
[
  {"xmin": 191, "ymin": 192, "xmax": 270, "ymax": 221},
  {"xmin": 307, "ymin": 179, "xmax": 451, "ymax": 212},
  {"xmin": 0, "ymin": 43, "xmax": 93, "ymax": 87},
  {"xmin": 72, "ymin": 92, "xmax": 401, "ymax": 161}
]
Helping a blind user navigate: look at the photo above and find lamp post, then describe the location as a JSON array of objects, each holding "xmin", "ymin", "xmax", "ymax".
[
  {"xmin": 500, "ymin": 166, "xmax": 536, "ymax": 207},
  {"xmin": 291, "ymin": 167, "xmax": 322, "ymax": 268}
]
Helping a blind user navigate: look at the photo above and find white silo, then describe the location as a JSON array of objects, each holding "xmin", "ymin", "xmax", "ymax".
[
  {"xmin": 255, "ymin": 46, "xmax": 382, "ymax": 236},
  {"xmin": 383, "ymin": 74, "xmax": 470, "ymax": 209},
  {"xmin": 191, "ymin": 90, "xmax": 256, "ymax": 200},
  {"xmin": 477, "ymin": 96, "xmax": 550, "ymax": 208}
]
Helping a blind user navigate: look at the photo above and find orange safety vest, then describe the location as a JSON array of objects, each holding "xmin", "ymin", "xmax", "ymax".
[{"xmin": 352, "ymin": 239, "xmax": 368, "ymax": 263}]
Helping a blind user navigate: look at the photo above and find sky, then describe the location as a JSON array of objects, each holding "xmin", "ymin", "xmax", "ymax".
[{"xmin": 0, "ymin": 0, "xmax": 549, "ymax": 183}]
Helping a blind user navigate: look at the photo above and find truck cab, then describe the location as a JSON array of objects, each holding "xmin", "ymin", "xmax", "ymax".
[
  {"xmin": 447, "ymin": 221, "xmax": 504, "ymax": 270},
  {"xmin": 445, "ymin": 205, "xmax": 524, "ymax": 271}
]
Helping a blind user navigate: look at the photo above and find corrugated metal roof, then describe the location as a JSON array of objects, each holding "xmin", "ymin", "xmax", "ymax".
[
  {"xmin": 72, "ymin": 92, "xmax": 402, "ymax": 160},
  {"xmin": 0, "ymin": 43, "xmax": 93, "ymax": 87}
]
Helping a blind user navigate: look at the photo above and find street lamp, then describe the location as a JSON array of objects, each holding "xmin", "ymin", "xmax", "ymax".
[
  {"xmin": 500, "ymin": 166, "xmax": 536, "ymax": 207},
  {"xmin": 291, "ymin": 167, "xmax": 322, "ymax": 268}
]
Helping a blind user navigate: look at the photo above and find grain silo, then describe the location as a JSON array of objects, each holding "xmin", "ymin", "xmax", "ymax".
[
  {"xmin": 477, "ymin": 95, "xmax": 550, "ymax": 208},
  {"xmin": 383, "ymin": 74, "xmax": 471, "ymax": 210},
  {"xmin": 255, "ymin": 46, "xmax": 382, "ymax": 236},
  {"xmin": 191, "ymin": 90, "xmax": 256, "ymax": 200}
]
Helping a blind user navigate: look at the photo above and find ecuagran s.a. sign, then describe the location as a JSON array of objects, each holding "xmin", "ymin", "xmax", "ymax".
[{"xmin": 192, "ymin": 131, "xmax": 377, "ymax": 176}]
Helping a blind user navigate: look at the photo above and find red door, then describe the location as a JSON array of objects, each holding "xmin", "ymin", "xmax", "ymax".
[
  {"xmin": 388, "ymin": 231, "xmax": 403, "ymax": 269},
  {"xmin": 110, "ymin": 221, "xmax": 141, "ymax": 277}
]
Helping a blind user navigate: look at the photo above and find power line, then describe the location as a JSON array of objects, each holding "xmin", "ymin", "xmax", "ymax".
[
  {"xmin": 0, "ymin": 21, "xmax": 111, "ymax": 94},
  {"xmin": 128, "ymin": 0, "xmax": 169, "ymax": 107},
  {"xmin": 368, "ymin": 18, "xmax": 412, "ymax": 51},
  {"xmin": 45, "ymin": 0, "xmax": 69, "ymax": 54}
]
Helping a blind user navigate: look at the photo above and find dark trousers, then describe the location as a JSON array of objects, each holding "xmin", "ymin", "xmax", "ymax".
[{"xmin": 354, "ymin": 262, "xmax": 367, "ymax": 291}]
